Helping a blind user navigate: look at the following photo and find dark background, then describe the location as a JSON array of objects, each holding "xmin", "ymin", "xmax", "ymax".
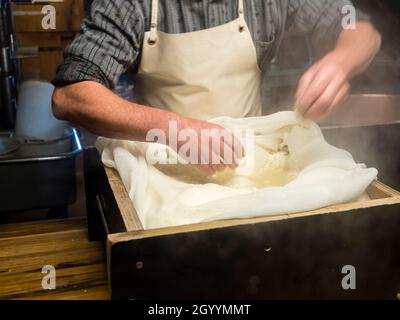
[{"xmin": 353, "ymin": 0, "xmax": 400, "ymax": 59}]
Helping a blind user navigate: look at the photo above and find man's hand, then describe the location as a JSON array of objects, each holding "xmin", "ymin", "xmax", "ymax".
[
  {"xmin": 176, "ymin": 118, "xmax": 244, "ymax": 176},
  {"xmin": 295, "ymin": 22, "xmax": 381, "ymax": 120},
  {"xmin": 295, "ymin": 52, "xmax": 350, "ymax": 120}
]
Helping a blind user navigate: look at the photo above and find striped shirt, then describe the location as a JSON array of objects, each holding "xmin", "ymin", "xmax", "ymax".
[{"xmin": 53, "ymin": 0, "xmax": 367, "ymax": 89}]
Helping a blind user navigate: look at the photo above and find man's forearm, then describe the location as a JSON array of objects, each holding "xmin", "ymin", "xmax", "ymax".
[
  {"xmin": 332, "ymin": 21, "xmax": 381, "ymax": 79},
  {"xmin": 52, "ymin": 81, "xmax": 243, "ymax": 174},
  {"xmin": 52, "ymin": 81, "xmax": 185, "ymax": 142}
]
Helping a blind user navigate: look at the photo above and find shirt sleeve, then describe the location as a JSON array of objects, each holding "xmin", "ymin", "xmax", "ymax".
[
  {"xmin": 52, "ymin": 0, "xmax": 144, "ymax": 89},
  {"xmin": 286, "ymin": 0, "xmax": 370, "ymax": 48}
]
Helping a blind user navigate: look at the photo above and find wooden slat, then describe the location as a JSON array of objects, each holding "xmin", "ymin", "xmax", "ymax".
[
  {"xmin": 0, "ymin": 263, "xmax": 107, "ymax": 299},
  {"xmin": 0, "ymin": 218, "xmax": 86, "ymax": 239},
  {"xmin": 1, "ymin": 245, "xmax": 104, "ymax": 274},
  {"xmin": 15, "ymin": 285, "xmax": 109, "ymax": 301},
  {"xmin": 0, "ymin": 219, "xmax": 109, "ymax": 300},
  {"xmin": 107, "ymin": 179, "xmax": 400, "ymax": 243},
  {"xmin": 0, "ymin": 230, "xmax": 95, "ymax": 259},
  {"xmin": 105, "ymin": 168, "xmax": 144, "ymax": 232},
  {"xmin": 19, "ymin": 49, "xmax": 63, "ymax": 81},
  {"xmin": 104, "ymin": 162, "xmax": 400, "ymax": 243},
  {"xmin": 17, "ymin": 32, "xmax": 62, "ymax": 48},
  {"xmin": 109, "ymin": 194, "xmax": 400, "ymax": 244},
  {"xmin": 367, "ymin": 180, "xmax": 400, "ymax": 199}
]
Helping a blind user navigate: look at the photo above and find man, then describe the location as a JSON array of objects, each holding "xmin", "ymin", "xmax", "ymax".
[{"xmin": 52, "ymin": 0, "xmax": 381, "ymax": 174}]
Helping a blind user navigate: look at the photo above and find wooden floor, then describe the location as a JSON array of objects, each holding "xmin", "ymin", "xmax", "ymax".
[{"xmin": 0, "ymin": 218, "xmax": 110, "ymax": 300}]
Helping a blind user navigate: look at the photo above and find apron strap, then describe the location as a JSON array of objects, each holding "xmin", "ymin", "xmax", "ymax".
[
  {"xmin": 238, "ymin": 0, "xmax": 245, "ymax": 32},
  {"xmin": 149, "ymin": 0, "xmax": 159, "ymax": 44}
]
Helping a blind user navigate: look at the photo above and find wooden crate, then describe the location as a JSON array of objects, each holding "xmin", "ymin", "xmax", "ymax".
[
  {"xmin": 84, "ymin": 148, "xmax": 400, "ymax": 300},
  {"xmin": 105, "ymin": 167, "xmax": 400, "ymax": 234}
]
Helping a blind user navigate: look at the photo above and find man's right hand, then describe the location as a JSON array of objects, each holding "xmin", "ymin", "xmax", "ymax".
[{"xmin": 176, "ymin": 118, "xmax": 244, "ymax": 176}]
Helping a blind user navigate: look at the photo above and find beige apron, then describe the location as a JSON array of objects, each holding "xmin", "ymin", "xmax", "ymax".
[{"xmin": 134, "ymin": 0, "xmax": 262, "ymax": 120}]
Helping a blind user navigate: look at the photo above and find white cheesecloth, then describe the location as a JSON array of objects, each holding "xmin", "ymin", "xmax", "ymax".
[{"xmin": 96, "ymin": 111, "xmax": 378, "ymax": 229}]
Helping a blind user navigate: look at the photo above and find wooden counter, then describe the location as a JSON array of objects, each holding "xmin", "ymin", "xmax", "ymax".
[{"xmin": 0, "ymin": 218, "xmax": 109, "ymax": 300}]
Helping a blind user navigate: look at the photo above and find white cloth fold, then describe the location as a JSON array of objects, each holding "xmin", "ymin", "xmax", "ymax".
[{"xmin": 96, "ymin": 111, "xmax": 377, "ymax": 229}]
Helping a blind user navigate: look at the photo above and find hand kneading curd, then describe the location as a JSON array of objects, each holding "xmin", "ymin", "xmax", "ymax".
[{"xmin": 96, "ymin": 111, "xmax": 378, "ymax": 229}]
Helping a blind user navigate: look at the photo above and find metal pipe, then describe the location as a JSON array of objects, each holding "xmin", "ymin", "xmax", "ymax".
[{"xmin": 0, "ymin": 0, "xmax": 17, "ymax": 130}]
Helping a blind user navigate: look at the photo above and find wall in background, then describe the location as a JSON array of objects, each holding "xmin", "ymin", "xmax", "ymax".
[
  {"xmin": 353, "ymin": 0, "xmax": 400, "ymax": 59},
  {"xmin": 13, "ymin": 0, "xmax": 86, "ymax": 82}
]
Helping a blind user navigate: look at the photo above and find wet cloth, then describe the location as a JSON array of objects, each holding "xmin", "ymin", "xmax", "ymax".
[{"xmin": 96, "ymin": 111, "xmax": 378, "ymax": 229}]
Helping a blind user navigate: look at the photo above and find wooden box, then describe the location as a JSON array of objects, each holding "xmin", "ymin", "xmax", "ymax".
[{"xmin": 84, "ymin": 148, "xmax": 400, "ymax": 300}]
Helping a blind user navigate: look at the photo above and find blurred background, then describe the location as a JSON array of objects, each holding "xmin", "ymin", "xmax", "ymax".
[
  {"xmin": 5, "ymin": 0, "xmax": 400, "ymax": 110},
  {"xmin": 8, "ymin": 0, "xmax": 400, "ymax": 102},
  {"xmin": 13, "ymin": 1, "xmax": 85, "ymax": 82},
  {"xmin": 263, "ymin": 0, "xmax": 400, "ymax": 112}
]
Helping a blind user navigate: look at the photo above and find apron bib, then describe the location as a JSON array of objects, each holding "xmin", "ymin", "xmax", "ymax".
[{"xmin": 134, "ymin": 0, "xmax": 262, "ymax": 120}]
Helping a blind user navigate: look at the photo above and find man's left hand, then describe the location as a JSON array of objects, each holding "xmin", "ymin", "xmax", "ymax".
[{"xmin": 295, "ymin": 52, "xmax": 351, "ymax": 120}]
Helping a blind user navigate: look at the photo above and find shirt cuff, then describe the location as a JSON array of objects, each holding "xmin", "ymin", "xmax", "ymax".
[{"xmin": 52, "ymin": 56, "xmax": 113, "ymax": 89}]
